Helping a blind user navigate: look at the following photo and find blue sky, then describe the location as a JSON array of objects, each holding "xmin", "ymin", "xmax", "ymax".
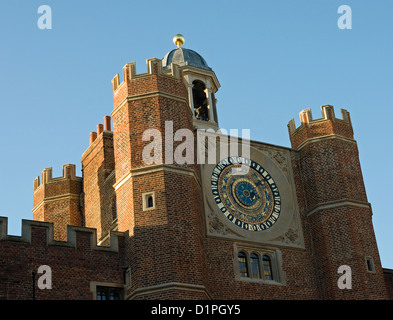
[{"xmin": 0, "ymin": 0, "xmax": 392, "ymax": 270}]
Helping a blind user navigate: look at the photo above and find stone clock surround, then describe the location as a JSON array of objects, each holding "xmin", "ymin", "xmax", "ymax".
[{"xmin": 200, "ymin": 140, "xmax": 304, "ymax": 249}]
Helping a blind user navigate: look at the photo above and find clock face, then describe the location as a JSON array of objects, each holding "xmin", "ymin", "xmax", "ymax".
[{"xmin": 211, "ymin": 157, "xmax": 281, "ymax": 232}]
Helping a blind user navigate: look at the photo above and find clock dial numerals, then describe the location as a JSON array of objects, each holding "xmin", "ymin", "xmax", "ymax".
[{"xmin": 211, "ymin": 157, "xmax": 281, "ymax": 232}]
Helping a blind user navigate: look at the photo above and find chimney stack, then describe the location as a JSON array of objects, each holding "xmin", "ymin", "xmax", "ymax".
[
  {"xmin": 90, "ymin": 132, "xmax": 97, "ymax": 145},
  {"xmin": 104, "ymin": 116, "xmax": 111, "ymax": 131},
  {"xmin": 97, "ymin": 124, "xmax": 104, "ymax": 135}
]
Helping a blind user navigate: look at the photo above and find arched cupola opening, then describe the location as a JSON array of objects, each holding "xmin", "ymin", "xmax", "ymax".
[{"xmin": 192, "ymin": 80, "xmax": 209, "ymax": 121}]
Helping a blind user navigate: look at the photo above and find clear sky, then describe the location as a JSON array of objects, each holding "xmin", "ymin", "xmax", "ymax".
[{"xmin": 0, "ymin": 0, "xmax": 392, "ymax": 269}]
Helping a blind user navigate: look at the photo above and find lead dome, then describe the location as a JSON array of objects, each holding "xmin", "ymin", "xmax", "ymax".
[{"xmin": 162, "ymin": 47, "xmax": 212, "ymax": 71}]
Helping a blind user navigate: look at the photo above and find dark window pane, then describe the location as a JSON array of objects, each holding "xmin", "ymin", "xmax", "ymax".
[
  {"xmin": 147, "ymin": 196, "xmax": 153, "ymax": 208},
  {"xmin": 112, "ymin": 199, "xmax": 117, "ymax": 220},
  {"xmin": 262, "ymin": 255, "xmax": 273, "ymax": 280},
  {"xmin": 366, "ymin": 258, "xmax": 374, "ymax": 272},
  {"xmin": 250, "ymin": 253, "xmax": 261, "ymax": 279},
  {"xmin": 110, "ymin": 291, "xmax": 120, "ymax": 300},
  {"xmin": 97, "ymin": 287, "xmax": 123, "ymax": 300},
  {"xmin": 97, "ymin": 290, "xmax": 107, "ymax": 300},
  {"xmin": 238, "ymin": 252, "xmax": 248, "ymax": 277}
]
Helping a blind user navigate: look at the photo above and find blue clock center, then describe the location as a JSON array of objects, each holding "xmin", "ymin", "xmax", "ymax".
[{"xmin": 234, "ymin": 180, "xmax": 258, "ymax": 207}]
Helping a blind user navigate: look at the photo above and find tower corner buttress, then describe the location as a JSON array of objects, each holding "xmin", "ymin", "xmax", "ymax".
[
  {"xmin": 288, "ymin": 104, "xmax": 388, "ymax": 299},
  {"xmin": 81, "ymin": 115, "xmax": 115, "ymax": 244},
  {"xmin": 33, "ymin": 164, "xmax": 83, "ymax": 241}
]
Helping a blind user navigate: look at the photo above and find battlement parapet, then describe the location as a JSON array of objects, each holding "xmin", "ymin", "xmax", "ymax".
[
  {"xmin": 112, "ymin": 58, "xmax": 182, "ymax": 92},
  {"xmin": 0, "ymin": 216, "xmax": 124, "ymax": 253},
  {"xmin": 288, "ymin": 105, "xmax": 354, "ymax": 149},
  {"xmin": 288, "ymin": 105, "xmax": 351, "ymax": 134},
  {"xmin": 33, "ymin": 164, "xmax": 82, "ymax": 192}
]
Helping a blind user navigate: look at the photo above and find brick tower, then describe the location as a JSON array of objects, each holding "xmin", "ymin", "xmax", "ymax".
[
  {"xmin": 33, "ymin": 164, "xmax": 83, "ymax": 241},
  {"xmin": 288, "ymin": 105, "xmax": 388, "ymax": 299},
  {"xmin": 110, "ymin": 55, "xmax": 209, "ymax": 299}
]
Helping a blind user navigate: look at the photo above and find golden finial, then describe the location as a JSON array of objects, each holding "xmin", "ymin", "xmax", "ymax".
[{"xmin": 173, "ymin": 34, "xmax": 185, "ymax": 48}]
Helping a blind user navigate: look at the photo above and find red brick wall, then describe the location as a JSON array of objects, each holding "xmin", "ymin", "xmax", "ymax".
[
  {"xmin": 308, "ymin": 206, "xmax": 387, "ymax": 299},
  {"xmin": 124, "ymin": 171, "xmax": 207, "ymax": 297},
  {"xmin": 41, "ymin": 198, "xmax": 81, "ymax": 241},
  {"xmin": 383, "ymin": 270, "xmax": 393, "ymax": 300},
  {"xmin": 204, "ymin": 238, "xmax": 321, "ymax": 299},
  {"xmin": 295, "ymin": 138, "xmax": 368, "ymax": 210},
  {"xmin": 0, "ymin": 219, "xmax": 124, "ymax": 300}
]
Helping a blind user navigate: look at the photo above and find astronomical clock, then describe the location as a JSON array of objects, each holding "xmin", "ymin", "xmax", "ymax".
[{"xmin": 200, "ymin": 138, "xmax": 304, "ymax": 249}]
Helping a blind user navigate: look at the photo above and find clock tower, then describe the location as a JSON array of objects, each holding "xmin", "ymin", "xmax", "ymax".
[{"xmin": 111, "ymin": 35, "xmax": 218, "ymax": 299}]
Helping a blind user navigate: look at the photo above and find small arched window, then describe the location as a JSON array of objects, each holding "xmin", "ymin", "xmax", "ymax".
[
  {"xmin": 250, "ymin": 253, "xmax": 261, "ymax": 279},
  {"xmin": 262, "ymin": 255, "xmax": 273, "ymax": 280},
  {"xmin": 238, "ymin": 252, "xmax": 248, "ymax": 277},
  {"xmin": 192, "ymin": 80, "xmax": 209, "ymax": 121}
]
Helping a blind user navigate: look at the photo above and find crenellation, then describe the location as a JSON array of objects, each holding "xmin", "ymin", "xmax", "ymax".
[
  {"xmin": 42, "ymin": 167, "xmax": 53, "ymax": 184},
  {"xmin": 112, "ymin": 73, "xmax": 121, "ymax": 91},
  {"xmin": 62, "ymin": 164, "xmax": 78, "ymax": 180},
  {"xmin": 33, "ymin": 176, "xmax": 40, "ymax": 191},
  {"xmin": 34, "ymin": 164, "xmax": 82, "ymax": 191},
  {"xmin": 112, "ymin": 58, "xmax": 182, "ymax": 93},
  {"xmin": 288, "ymin": 105, "xmax": 352, "ymax": 135},
  {"xmin": 288, "ymin": 105, "xmax": 354, "ymax": 150},
  {"xmin": 0, "ymin": 216, "xmax": 124, "ymax": 252}
]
